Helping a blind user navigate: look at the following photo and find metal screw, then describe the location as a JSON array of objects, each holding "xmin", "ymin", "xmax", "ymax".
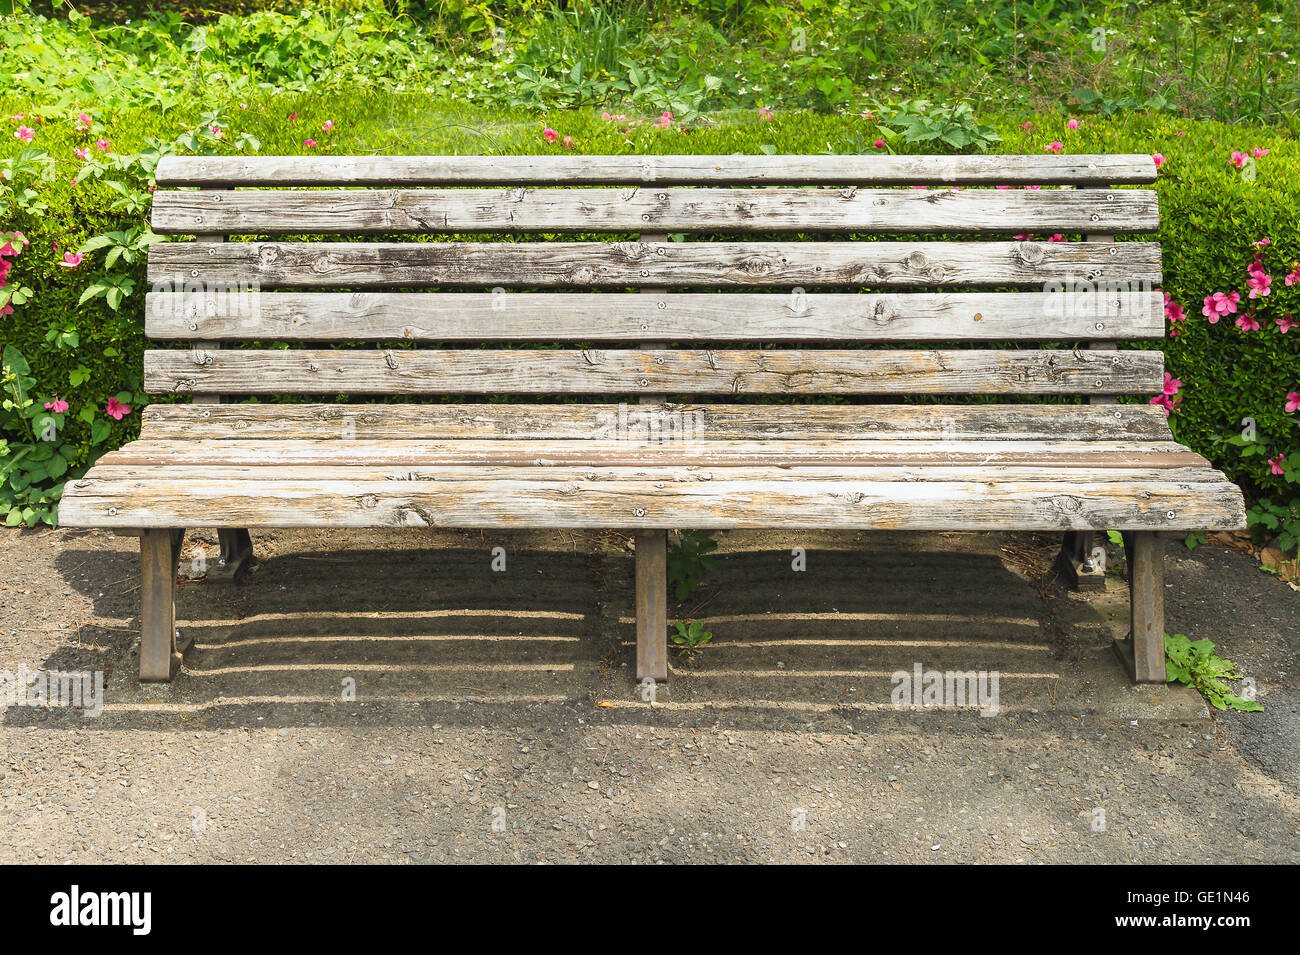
[
  {"xmin": 107, "ymin": 508, "xmax": 117, "ymax": 516},
  {"xmin": 1095, "ymin": 322, "xmax": 1105, "ymax": 330},
  {"xmin": 633, "ymin": 508, "xmax": 645, "ymax": 517},
  {"xmin": 1166, "ymin": 511, "xmax": 1176, "ymax": 520}
]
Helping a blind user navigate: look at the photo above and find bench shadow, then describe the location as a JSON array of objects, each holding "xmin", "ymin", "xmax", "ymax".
[{"xmin": 10, "ymin": 530, "xmax": 1084, "ymax": 733}]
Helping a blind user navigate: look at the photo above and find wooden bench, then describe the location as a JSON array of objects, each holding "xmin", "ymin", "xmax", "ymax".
[{"xmin": 58, "ymin": 154, "xmax": 1246, "ymax": 686}]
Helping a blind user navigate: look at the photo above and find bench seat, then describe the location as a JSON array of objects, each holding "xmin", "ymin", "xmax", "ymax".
[{"xmin": 61, "ymin": 406, "xmax": 1244, "ymax": 532}]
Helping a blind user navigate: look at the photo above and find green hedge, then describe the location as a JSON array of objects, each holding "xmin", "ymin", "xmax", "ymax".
[{"xmin": 2, "ymin": 94, "xmax": 1298, "ymax": 529}]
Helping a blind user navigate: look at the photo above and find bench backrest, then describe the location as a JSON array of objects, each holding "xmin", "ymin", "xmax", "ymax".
[{"xmin": 143, "ymin": 153, "xmax": 1164, "ymax": 438}]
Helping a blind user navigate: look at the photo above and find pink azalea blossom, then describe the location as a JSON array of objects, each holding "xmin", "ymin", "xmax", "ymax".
[
  {"xmin": 209, "ymin": 125, "xmax": 224, "ymax": 138},
  {"xmin": 657, "ymin": 111, "xmax": 673, "ymax": 129},
  {"xmin": 1268, "ymin": 454, "xmax": 1286, "ymax": 476},
  {"xmin": 58, "ymin": 251, "xmax": 83, "ymax": 268},
  {"xmin": 95, "ymin": 138, "xmax": 110, "ymax": 151},
  {"xmin": 1164, "ymin": 293, "xmax": 1185, "ymax": 324},
  {"xmin": 303, "ymin": 139, "xmax": 317, "ymax": 148},
  {"xmin": 1235, "ymin": 312, "xmax": 1260, "ymax": 331},
  {"xmin": 757, "ymin": 106, "xmax": 774, "ymax": 121},
  {"xmin": 872, "ymin": 139, "xmax": 885, "ymax": 149},
  {"xmin": 74, "ymin": 147, "xmax": 90, "ymax": 161},
  {"xmin": 1285, "ymin": 266, "xmax": 1300, "ymax": 287},
  {"xmin": 562, "ymin": 135, "xmax": 574, "ymax": 149},
  {"xmin": 14, "ymin": 126, "xmax": 34, "ymax": 141},
  {"xmin": 1246, "ymin": 262, "xmax": 1272, "ymax": 298},
  {"xmin": 1201, "ymin": 291, "xmax": 1240, "ymax": 322},
  {"xmin": 1023, "ymin": 184, "xmax": 1042, "ymax": 190},
  {"xmin": 44, "ymin": 398, "xmax": 69, "ymax": 413},
  {"xmin": 1043, "ymin": 141, "xmax": 1063, "ymax": 153},
  {"xmin": 287, "ymin": 112, "xmax": 298, "ymax": 123},
  {"xmin": 1284, "ymin": 391, "xmax": 1300, "ymax": 414},
  {"xmin": 105, "ymin": 397, "xmax": 131, "ymax": 420},
  {"xmin": 1152, "ymin": 153, "xmax": 1165, "ymax": 168},
  {"xmin": 1253, "ymin": 147, "xmax": 1270, "ymax": 159},
  {"xmin": 74, "ymin": 111, "xmax": 92, "ymax": 131},
  {"xmin": 1047, "ymin": 234, "xmax": 1064, "ymax": 242},
  {"xmin": 1278, "ymin": 314, "xmax": 1297, "ymax": 334},
  {"xmin": 1230, "ymin": 150, "xmax": 1247, "ymax": 168},
  {"xmin": 321, "ymin": 120, "xmax": 334, "ymax": 133},
  {"xmin": 542, "ymin": 127, "xmax": 558, "ymax": 143},
  {"xmin": 1018, "ymin": 121, "xmax": 1034, "ymax": 131},
  {"xmin": 1252, "ymin": 238, "xmax": 1270, "ymax": 248},
  {"xmin": 1066, "ymin": 118, "xmax": 1080, "ymax": 130}
]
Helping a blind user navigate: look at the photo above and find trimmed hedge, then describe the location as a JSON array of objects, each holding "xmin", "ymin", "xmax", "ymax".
[{"xmin": 2, "ymin": 94, "xmax": 1298, "ymax": 528}]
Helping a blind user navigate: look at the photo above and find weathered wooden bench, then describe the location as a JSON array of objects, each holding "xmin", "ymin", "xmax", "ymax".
[{"xmin": 59, "ymin": 153, "xmax": 1246, "ymax": 686}]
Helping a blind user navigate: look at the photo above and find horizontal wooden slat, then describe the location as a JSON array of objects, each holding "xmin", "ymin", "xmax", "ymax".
[
  {"xmin": 145, "ymin": 291, "xmax": 1163, "ymax": 342},
  {"xmin": 154, "ymin": 154, "xmax": 1159, "ymax": 187},
  {"xmin": 139, "ymin": 402, "xmax": 1176, "ymax": 442},
  {"xmin": 147, "ymin": 241, "xmax": 1162, "ymax": 288},
  {"xmin": 96, "ymin": 439, "xmax": 1209, "ymax": 469},
  {"xmin": 56, "ymin": 476, "xmax": 1246, "ymax": 531},
  {"xmin": 82, "ymin": 464, "xmax": 1231, "ymax": 484},
  {"xmin": 143, "ymin": 348, "xmax": 1163, "ymax": 396},
  {"xmin": 151, "ymin": 187, "xmax": 1159, "ymax": 235}
]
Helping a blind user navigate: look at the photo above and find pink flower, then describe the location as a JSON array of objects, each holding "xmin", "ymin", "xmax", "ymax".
[
  {"xmin": 1023, "ymin": 184, "xmax": 1042, "ymax": 189},
  {"xmin": 543, "ymin": 127, "xmax": 558, "ymax": 143},
  {"xmin": 1175, "ymin": 130, "xmax": 1187, "ymax": 136},
  {"xmin": 209, "ymin": 125, "xmax": 224, "ymax": 138},
  {"xmin": 1268, "ymin": 454, "xmax": 1286, "ymax": 476},
  {"xmin": 321, "ymin": 120, "xmax": 334, "ymax": 133},
  {"xmin": 1043, "ymin": 141, "xmax": 1063, "ymax": 153},
  {"xmin": 1013, "ymin": 233, "xmax": 1034, "ymax": 240},
  {"xmin": 1066, "ymin": 118, "xmax": 1080, "ymax": 130},
  {"xmin": 1164, "ymin": 293, "xmax": 1185, "ymax": 324},
  {"xmin": 657, "ymin": 111, "xmax": 673, "ymax": 129},
  {"xmin": 1246, "ymin": 264, "xmax": 1272, "ymax": 298},
  {"xmin": 303, "ymin": 139, "xmax": 317, "ymax": 148},
  {"xmin": 1284, "ymin": 391, "xmax": 1300, "ymax": 414},
  {"xmin": 287, "ymin": 112, "xmax": 298, "ymax": 123},
  {"xmin": 1161, "ymin": 372, "xmax": 1183, "ymax": 396},
  {"xmin": 95, "ymin": 138, "xmax": 110, "ymax": 152},
  {"xmin": 1230, "ymin": 150, "xmax": 1247, "ymax": 168},
  {"xmin": 1252, "ymin": 147, "xmax": 1270, "ymax": 159},
  {"xmin": 1149, "ymin": 393, "xmax": 1180, "ymax": 416},
  {"xmin": 1278, "ymin": 314, "xmax": 1297, "ymax": 334},
  {"xmin": 1152, "ymin": 153, "xmax": 1165, "ymax": 168},
  {"xmin": 14, "ymin": 126, "xmax": 34, "ymax": 141},
  {"xmin": 105, "ymin": 397, "xmax": 131, "ymax": 420},
  {"xmin": 1019, "ymin": 121, "xmax": 1034, "ymax": 131},
  {"xmin": 74, "ymin": 147, "xmax": 90, "ymax": 161},
  {"xmin": 44, "ymin": 398, "xmax": 69, "ymax": 413},
  {"xmin": 74, "ymin": 111, "xmax": 92, "ymax": 131},
  {"xmin": 1252, "ymin": 238, "xmax": 1271, "ymax": 248},
  {"xmin": 1235, "ymin": 312, "xmax": 1260, "ymax": 331},
  {"xmin": 1285, "ymin": 266, "xmax": 1300, "ymax": 287},
  {"xmin": 1047, "ymin": 234, "xmax": 1064, "ymax": 242},
  {"xmin": 58, "ymin": 251, "xmax": 83, "ymax": 269},
  {"xmin": 757, "ymin": 106, "xmax": 774, "ymax": 121},
  {"xmin": 872, "ymin": 139, "xmax": 885, "ymax": 149},
  {"xmin": 1201, "ymin": 291, "xmax": 1240, "ymax": 322}
]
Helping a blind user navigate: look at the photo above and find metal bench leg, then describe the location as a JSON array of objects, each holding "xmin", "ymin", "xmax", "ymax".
[
  {"xmin": 635, "ymin": 530, "xmax": 668, "ymax": 682},
  {"xmin": 1117, "ymin": 531, "xmax": 1166, "ymax": 683},
  {"xmin": 140, "ymin": 528, "xmax": 184, "ymax": 681},
  {"xmin": 1056, "ymin": 530, "xmax": 1106, "ymax": 590},
  {"xmin": 208, "ymin": 528, "xmax": 254, "ymax": 583}
]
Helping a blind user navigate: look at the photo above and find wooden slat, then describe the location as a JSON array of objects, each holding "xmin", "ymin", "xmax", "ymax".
[
  {"xmin": 139, "ymin": 402, "xmax": 1177, "ymax": 443},
  {"xmin": 82, "ymin": 464, "xmax": 1232, "ymax": 484},
  {"xmin": 56, "ymin": 477, "xmax": 1247, "ymax": 531},
  {"xmin": 145, "ymin": 290, "xmax": 1164, "ymax": 342},
  {"xmin": 94, "ymin": 439, "xmax": 1210, "ymax": 469},
  {"xmin": 154, "ymin": 154, "xmax": 1159, "ymax": 187},
  {"xmin": 151, "ymin": 187, "xmax": 1159, "ymax": 235},
  {"xmin": 142, "ymin": 348, "xmax": 1164, "ymax": 396},
  {"xmin": 147, "ymin": 241, "xmax": 1163, "ymax": 289}
]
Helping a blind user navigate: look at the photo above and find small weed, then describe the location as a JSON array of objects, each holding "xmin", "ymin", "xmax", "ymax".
[{"xmin": 1165, "ymin": 633, "xmax": 1262, "ymax": 711}]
